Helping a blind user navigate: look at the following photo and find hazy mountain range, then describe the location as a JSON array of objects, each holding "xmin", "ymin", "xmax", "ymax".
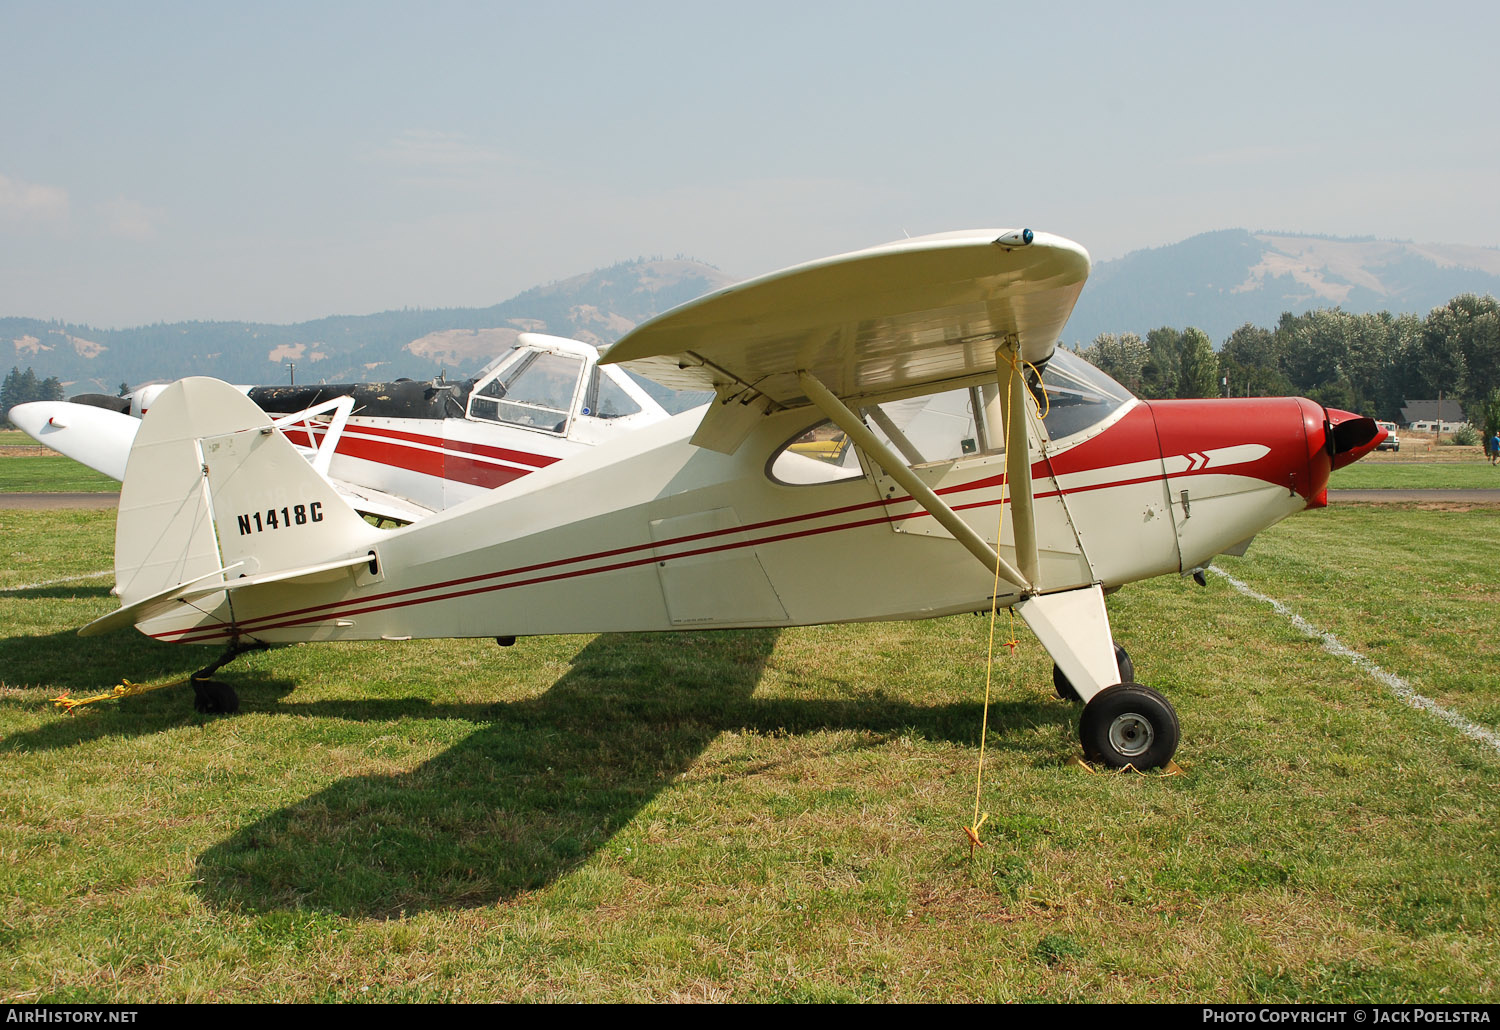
[
  {"xmin": 6, "ymin": 231, "xmax": 1500, "ymax": 396},
  {"xmin": 1066, "ymin": 229, "xmax": 1500, "ymax": 344}
]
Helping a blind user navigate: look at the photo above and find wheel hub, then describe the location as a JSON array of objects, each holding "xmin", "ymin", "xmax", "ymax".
[{"xmin": 1107, "ymin": 713, "xmax": 1154, "ymax": 758}]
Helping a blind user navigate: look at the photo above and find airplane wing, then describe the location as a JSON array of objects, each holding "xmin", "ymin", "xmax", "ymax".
[
  {"xmin": 602, "ymin": 229, "xmax": 1090, "ymax": 409},
  {"xmin": 604, "ymin": 229, "xmax": 1090, "ymax": 593}
]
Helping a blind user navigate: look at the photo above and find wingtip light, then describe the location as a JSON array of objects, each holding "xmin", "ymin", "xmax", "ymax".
[{"xmin": 996, "ymin": 229, "xmax": 1034, "ymax": 248}]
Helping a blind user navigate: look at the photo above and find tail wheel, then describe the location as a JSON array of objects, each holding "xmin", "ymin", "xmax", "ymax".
[
  {"xmin": 1052, "ymin": 643, "xmax": 1134, "ymax": 702},
  {"xmin": 1078, "ymin": 683, "xmax": 1178, "ymax": 769}
]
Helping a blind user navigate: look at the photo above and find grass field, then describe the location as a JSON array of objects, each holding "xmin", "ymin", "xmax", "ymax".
[
  {"xmin": 1331, "ymin": 460, "xmax": 1500, "ymax": 490},
  {"xmin": 2, "ymin": 501, "xmax": 1498, "ymax": 1003},
  {"xmin": 0, "ymin": 456, "xmax": 118, "ymax": 493}
]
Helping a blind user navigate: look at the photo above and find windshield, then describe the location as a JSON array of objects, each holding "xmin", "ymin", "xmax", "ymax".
[{"xmin": 1034, "ymin": 348, "xmax": 1134, "ymax": 441}]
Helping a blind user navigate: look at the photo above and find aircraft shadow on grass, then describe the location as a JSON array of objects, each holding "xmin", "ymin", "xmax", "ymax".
[{"xmin": 192, "ymin": 629, "xmax": 1068, "ymax": 918}]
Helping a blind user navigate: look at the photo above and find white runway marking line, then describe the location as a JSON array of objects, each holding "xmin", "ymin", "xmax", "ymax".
[
  {"xmin": 0, "ymin": 570, "xmax": 113, "ymax": 594},
  {"xmin": 1210, "ymin": 567, "xmax": 1500, "ymax": 756}
]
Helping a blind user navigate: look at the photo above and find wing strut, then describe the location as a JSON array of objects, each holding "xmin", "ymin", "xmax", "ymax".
[
  {"xmin": 996, "ymin": 339, "xmax": 1040, "ymax": 585},
  {"xmin": 796, "ymin": 371, "xmax": 1032, "ymax": 593}
]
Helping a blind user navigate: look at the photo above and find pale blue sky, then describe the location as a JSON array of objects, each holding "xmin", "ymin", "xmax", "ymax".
[{"xmin": 2, "ymin": 1, "xmax": 1495, "ymax": 327}]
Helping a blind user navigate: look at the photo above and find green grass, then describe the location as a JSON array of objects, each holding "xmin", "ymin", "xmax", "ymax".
[
  {"xmin": 0, "ymin": 455, "xmax": 118, "ymax": 493},
  {"xmin": 1220, "ymin": 502, "xmax": 1500, "ymax": 729},
  {"xmin": 2, "ymin": 505, "xmax": 1499, "ymax": 1002},
  {"xmin": 1331, "ymin": 460, "xmax": 1500, "ymax": 490}
]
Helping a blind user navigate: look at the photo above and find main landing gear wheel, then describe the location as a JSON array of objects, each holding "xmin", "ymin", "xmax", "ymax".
[
  {"xmin": 1078, "ymin": 683, "xmax": 1178, "ymax": 769},
  {"xmin": 1053, "ymin": 643, "xmax": 1134, "ymax": 702}
]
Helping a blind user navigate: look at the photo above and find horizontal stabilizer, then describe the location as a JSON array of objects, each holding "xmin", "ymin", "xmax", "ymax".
[
  {"xmin": 7, "ymin": 401, "xmax": 140, "ymax": 480},
  {"xmin": 80, "ymin": 553, "xmax": 373, "ymax": 637},
  {"xmin": 81, "ymin": 562, "xmax": 245, "ymax": 637}
]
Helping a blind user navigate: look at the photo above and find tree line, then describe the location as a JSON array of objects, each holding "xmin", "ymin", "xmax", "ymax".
[
  {"xmin": 1, "ymin": 366, "xmax": 65, "ymax": 425},
  {"xmin": 1076, "ymin": 293, "xmax": 1500, "ymax": 436}
]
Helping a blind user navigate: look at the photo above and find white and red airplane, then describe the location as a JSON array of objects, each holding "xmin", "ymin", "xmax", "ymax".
[
  {"xmin": 8, "ymin": 333, "xmax": 677, "ymax": 522},
  {"xmin": 73, "ymin": 229, "xmax": 1383, "ymax": 770}
]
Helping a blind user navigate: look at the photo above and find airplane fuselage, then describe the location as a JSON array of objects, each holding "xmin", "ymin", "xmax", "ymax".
[{"xmin": 137, "ymin": 390, "xmax": 1337, "ymax": 649}]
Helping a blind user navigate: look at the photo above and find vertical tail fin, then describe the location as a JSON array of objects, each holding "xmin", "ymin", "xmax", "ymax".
[{"xmin": 106, "ymin": 377, "xmax": 380, "ymax": 638}]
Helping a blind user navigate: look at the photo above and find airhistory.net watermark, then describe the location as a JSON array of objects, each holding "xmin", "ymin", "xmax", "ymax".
[{"xmin": 5, "ymin": 1012, "xmax": 138, "ymax": 1024}]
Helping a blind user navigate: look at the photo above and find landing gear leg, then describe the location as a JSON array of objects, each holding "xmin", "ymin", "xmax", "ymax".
[
  {"xmin": 1017, "ymin": 585, "xmax": 1181, "ymax": 768},
  {"xmin": 1054, "ymin": 642, "xmax": 1134, "ymax": 702},
  {"xmin": 1016, "ymin": 585, "xmax": 1121, "ymax": 704},
  {"xmin": 189, "ymin": 640, "xmax": 267, "ymax": 715}
]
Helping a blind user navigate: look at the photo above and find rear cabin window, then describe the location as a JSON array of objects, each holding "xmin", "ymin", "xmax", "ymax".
[
  {"xmin": 768, "ymin": 389, "xmax": 987, "ymax": 486},
  {"xmin": 769, "ymin": 421, "xmax": 865, "ymax": 485}
]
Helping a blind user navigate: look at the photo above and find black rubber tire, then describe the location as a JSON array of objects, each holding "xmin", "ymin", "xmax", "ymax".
[
  {"xmin": 1078, "ymin": 682, "xmax": 1179, "ymax": 769},
  {"xmin": 192, "ymin": 679, "xmax": 240, "ymax": 714},
  {"xmin": 1053, "ymin": 643, "xmax": 1134, "ymax": 702}
]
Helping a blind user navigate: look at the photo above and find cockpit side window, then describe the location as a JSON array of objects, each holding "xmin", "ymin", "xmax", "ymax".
[
  {"xmin": 767, "ymin": 351, "xmax": 1132, "ymax": 486},
  {"xmin": 584, "ymin": 368, "xmax": 643, "ymax": 419},
  {"xmin": 768, "ymin": 389, "xmax": 994, "ymax": 486},
  {"xmin": 469, "ymin": 351, "xmax": 585, "ymax": 433}
]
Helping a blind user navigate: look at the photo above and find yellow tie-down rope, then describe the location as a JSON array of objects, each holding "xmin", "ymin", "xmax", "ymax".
[
  {"xmin": 964, "ymin": 351, "xmax": 1050, "ymax": 857},
  {"xmin": 52, "ymin": 676, "xmax": 195, "ymax": 715}
]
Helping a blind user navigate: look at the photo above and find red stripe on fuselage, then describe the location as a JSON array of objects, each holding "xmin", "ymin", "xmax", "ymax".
[
  {"xmin": 278, "ymin": 419, "xmax": 560, "ymax": 490},
  {"xmin": 322, "ymin": 421, "xmax": 561, "ymax": 469}
]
